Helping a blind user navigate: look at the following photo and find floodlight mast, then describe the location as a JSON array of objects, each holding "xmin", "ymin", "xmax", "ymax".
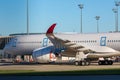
[
  {"xmin": 112, "ymin": 8, "xmax": 118, "ymax": 32},
  {"xmin": 78, "ymin": 4, "xmax": 84, "ymax": 33},
  {"xmin": 114, "ymin": 1, "xmax": 120, "ymax": 32},
  {"xmin": 27, "ymin": 0, "xmax": 29, "ymax": 35},
  {"xmin": 95, "ymin": 16, "xmax": 100, "ymax": 33}
]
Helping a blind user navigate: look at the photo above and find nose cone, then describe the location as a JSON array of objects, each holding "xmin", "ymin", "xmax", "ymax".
[
  {"xmin": 3, "ymin": 37, "xmax": 17, "ymax": 55},
  {"xmin": 3, "ymin": 43, "xmax": 13, "ymax": 55}
]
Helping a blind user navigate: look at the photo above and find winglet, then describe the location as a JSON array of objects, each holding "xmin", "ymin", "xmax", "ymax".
[{"xmin": 46, "ymin": 23, "xmax": 56, "ymax": 34}]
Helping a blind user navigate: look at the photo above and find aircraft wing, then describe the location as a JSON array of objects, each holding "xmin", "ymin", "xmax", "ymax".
[
  {"xmin": 46, "ymin": 24, "xmax": 120, "ymax": 58},
  {"xmin": 46, "ymin": 24, "xmax": 94, "ymax": 57}
]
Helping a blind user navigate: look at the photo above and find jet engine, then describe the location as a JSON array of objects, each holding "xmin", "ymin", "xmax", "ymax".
[{"xmin": 32, "ymin": 46, "xmax": 56, "ymax": 63}]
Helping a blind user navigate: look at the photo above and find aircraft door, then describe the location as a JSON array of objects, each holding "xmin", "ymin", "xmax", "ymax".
[
  {"xmin": 42, "ymin": 38, "xmax": 48, "ymax": 47},
  {"xmin": 12, "ymin": 38, "xmax": 17, "ymax": 47},
  {"xmin": 100, "ymin": 36, "xmax": 106, "ymax": 46}
]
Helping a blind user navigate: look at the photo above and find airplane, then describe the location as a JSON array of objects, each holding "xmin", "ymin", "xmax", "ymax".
[
  {"xmin": 3, "ymin": 23, "xmax": 120, "ymax": 65},
  {"xmin": 46, "ymin": 23, "xmax": 120, "ymax": 65}
]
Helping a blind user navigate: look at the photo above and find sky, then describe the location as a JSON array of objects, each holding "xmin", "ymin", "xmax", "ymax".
[{"xmin": 0, "ymin": 0, "xmax": 119, "ymax": 36}]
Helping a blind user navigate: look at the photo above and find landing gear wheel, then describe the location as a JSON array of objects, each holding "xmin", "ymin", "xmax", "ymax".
[
  {"xmin": 79, "ymin": 61, "xmax": 87, "ymax": 66},
  {"xmin": 81, "ymin": 61, "xmax": 86, "ymax": 66},
  {"xmin": 86, "ymin": 61, "xmax": 90, "ymax": 65},
  {"xmin": 105, "ymin": 61, "xmax": 108, "ymax": 65},
  {"xmin": 108, "ymin": 61, "xmax": 113, "ymax": 65},
  {"xmin": 75, "ymin": 61, "xmax": 79, "ymax": 66},
  {"xmin": 98, "ymin": 61, "xmax": 102, "ymax": 65}
]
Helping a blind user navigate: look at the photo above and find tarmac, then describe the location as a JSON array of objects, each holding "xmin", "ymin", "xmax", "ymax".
[{"xmin": 0, "ymin": 62, "xmax": 120, "ymax": 72}]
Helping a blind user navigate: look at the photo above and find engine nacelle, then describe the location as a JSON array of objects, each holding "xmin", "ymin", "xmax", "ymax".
[{"xmin": 32, "ymin": 46, "xmax": 56, "ymax": 63}]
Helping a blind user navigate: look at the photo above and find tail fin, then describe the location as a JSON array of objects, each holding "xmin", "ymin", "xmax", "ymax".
[{"xmin": 46, "ymin": 23, "xmax": 56, "ymax": 34}]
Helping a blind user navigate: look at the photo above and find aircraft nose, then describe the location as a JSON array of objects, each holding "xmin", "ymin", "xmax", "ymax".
[{"xmin": 3, "ymin": 44, "xmax": 11, "ymax": 54}]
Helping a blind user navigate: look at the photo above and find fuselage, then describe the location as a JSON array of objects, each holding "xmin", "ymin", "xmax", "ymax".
[{"xmin": 4, "ymin": 32, "xmax": 120, "ymax": 55}]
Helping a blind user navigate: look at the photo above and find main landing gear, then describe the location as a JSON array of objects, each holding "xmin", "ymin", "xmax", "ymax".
[
  {"xmin": 98, "ymin": 60, "xmax": 113, "ymax": 65},
  {"xmin": 74, "ymin": 60, "xmax": 91, "ymax": 66},
  {"xmin": 75, "ymin": 52, "xmax": 90, "ymax": 66},
  {"xmin": 98, "ymin": 57, "xmax": 113, "ymax": 65}
]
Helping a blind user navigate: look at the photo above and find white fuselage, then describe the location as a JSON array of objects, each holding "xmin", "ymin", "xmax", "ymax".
[{"xmin": 3, "ymin": 32, "xmax": 120, "ymax": 55}]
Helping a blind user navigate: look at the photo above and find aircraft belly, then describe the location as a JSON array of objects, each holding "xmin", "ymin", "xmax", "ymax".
[{"xmin": 87, "ymin": 52, "xmax": 120, "ymax": 58}]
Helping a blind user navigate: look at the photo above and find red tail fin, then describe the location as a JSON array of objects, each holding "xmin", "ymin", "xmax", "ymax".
[{"xmin": 46, "ymin": 23, "xmax": 56, "ymax": 34}]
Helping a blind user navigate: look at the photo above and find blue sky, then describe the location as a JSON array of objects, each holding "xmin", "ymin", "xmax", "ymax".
[{"xmin": 0, "ymin": 0, "xmax": 118, "ymax": 35}]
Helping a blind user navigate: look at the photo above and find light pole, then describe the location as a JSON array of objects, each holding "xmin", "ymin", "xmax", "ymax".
[
  {"xmin": 78, "ymin": 4, "xmax": 84, "ymax": 33},
  {"xmin": 114, "ymin": 1, "xmax": 120, "ymax": 32},
  {"xmin": 27, "ymin": 0, "xmax": 29, "ymax": 35},
  {"xmin": 112, "ymin": 8, "xmax": 118, "ymax": 32},
  {"xmin": 95, "ymin": 16, "xmax": 100, "ymax": 33}
]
